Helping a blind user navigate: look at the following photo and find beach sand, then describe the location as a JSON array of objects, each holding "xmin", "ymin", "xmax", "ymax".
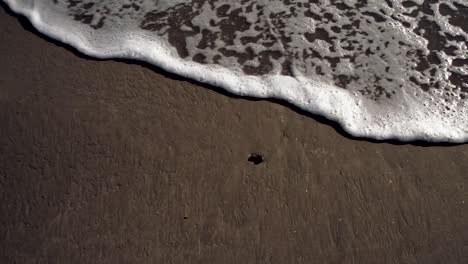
[{"xmin": 1, "ymin": 5, "xmax": 467, "ymax": 264}]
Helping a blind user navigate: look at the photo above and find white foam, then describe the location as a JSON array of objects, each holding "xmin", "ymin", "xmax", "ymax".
[{"xmin": 3, "ymin": 0, "xmax": 468, "ymax": 142}]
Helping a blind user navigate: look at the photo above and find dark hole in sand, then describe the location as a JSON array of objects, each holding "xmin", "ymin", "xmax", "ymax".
[
  {"xmin": 248, "ymin": 154, "xmax": 264, "ymax": 165},
  {"xmin": 183, "ymin": 216, "xmax": 188, "ymax": 220}
]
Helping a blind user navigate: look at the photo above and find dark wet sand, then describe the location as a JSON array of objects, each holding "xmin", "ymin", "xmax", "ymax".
[{"xmin": 1, "ymin": 5, "xmax": 467, "ymax": 264}]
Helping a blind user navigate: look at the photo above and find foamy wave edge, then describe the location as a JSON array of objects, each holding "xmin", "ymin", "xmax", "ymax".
[{"xmin": 4, "ymin": 0, "xmax": 468, "ymax": 143}]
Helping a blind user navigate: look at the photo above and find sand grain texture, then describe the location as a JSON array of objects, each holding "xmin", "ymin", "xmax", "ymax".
[{"xmin": 0, "ymin": 6, "xmax": 467, "ymax": 264}]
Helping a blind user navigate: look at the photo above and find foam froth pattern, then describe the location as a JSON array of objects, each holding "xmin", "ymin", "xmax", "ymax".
[{"xmin": 3, "ymin": 0, "xmax": 468, "ymax": 142}]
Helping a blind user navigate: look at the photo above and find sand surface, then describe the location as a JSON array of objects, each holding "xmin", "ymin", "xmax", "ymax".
[{"xmin": 1, "ymin": 5, "xmax": 467, "ymax": 264}]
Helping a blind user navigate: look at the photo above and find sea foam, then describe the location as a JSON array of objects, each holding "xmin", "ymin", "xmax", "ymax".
[{"xmin": 3, "ymin": 0, "xmax": 468, "ymax": 142}]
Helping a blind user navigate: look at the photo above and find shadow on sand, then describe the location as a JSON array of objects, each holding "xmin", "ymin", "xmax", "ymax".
[{"xmin": 1, "ymin": 2, "xmax": 463, "ymax": 147}]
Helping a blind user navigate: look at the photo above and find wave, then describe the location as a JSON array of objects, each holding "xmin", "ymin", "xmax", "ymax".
[{"xmin": 3, "ymin": 0, "xmax": 468, "ymax": 142}]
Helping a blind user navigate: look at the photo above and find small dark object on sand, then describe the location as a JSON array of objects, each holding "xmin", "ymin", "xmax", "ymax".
[{"xmin": 248, "ymin": 153, "xmax": 264, "ymax": 165}]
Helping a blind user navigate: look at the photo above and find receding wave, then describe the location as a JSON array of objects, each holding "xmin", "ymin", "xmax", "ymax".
[{"xmin": 3, "ymin": 0, "xmax": 468, "ymax": 142}]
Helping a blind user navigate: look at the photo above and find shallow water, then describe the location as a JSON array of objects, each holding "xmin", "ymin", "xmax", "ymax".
[{"xmin": 3, "ymin": 0, "xmax": 468, "ymax": 142}]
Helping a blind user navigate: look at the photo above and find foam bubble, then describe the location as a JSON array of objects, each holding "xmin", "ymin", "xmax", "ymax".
[{"xmin": 3, "ymin": 0, "xmax": 468, "ymax": 142}]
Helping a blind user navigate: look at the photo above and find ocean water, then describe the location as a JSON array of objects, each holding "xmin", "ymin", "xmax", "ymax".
[{"xmin": 3, "ymin": 0, "xmax": 468, "ymax": 142}]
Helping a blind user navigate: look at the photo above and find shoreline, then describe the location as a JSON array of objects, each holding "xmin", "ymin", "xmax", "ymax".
[
  {"xmin": 1, "ymin": 5, "xmax": 467, "ymax": 264},
  {"xmin": 3, "ymin": 1, "xmax": 467, "ymax": 143}
]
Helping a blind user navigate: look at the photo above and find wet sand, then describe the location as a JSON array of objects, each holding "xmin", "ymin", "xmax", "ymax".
[{"xmin": 1, "ymin": 5, "xmax": 467, "ymax": 264}]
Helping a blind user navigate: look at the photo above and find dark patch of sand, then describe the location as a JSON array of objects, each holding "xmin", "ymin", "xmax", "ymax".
[{"xmin": 0, "ymin": 5, "xmax": 467, "ymax": 264}]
